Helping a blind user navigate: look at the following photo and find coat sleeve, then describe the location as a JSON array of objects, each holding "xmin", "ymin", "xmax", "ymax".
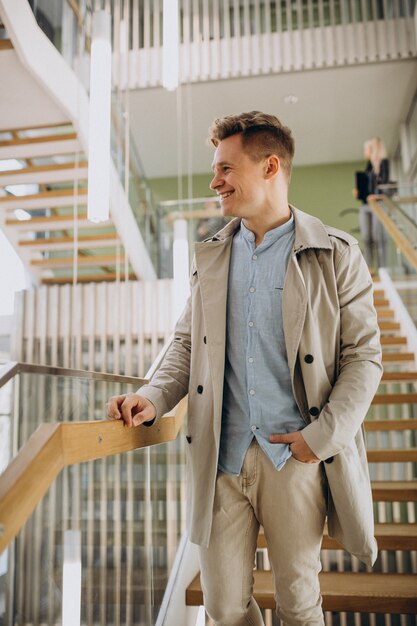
[
  {"xmin": 138, "ymin": 292, "xmax": 192, "ymax": 420},
  {"xmin": 301, "ymin": 242, "xmax": 383, "ymax": 460}
]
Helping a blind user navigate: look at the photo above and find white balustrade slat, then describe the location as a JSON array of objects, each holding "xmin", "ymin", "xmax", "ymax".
[
  {"xmin": 262, "ymin": 0, "xmax": 272, "ymax": 72},
  {"xmin": 251, "ymin": 0, "xmax": 261, "ymax": 75},
  {"xmin": 201, "ymin": 0, "xmax": 210, "ymax": 79},
  {"xmin": 242, "ymin": 0, "xmax": 250, "ymax": 75},
  {"xmin": 132, "ymin": 0, "xmax": 139, "ymax": 52},
  {"xmin": 191, "ymin": 0, "xmax": 200, "ymax": 81},
  {"xmin": 221, "ymin": 0, "xmax": 231, "ymax": 78},
  {"xmin": 211, "ymin": 0, "xmax": 220, "ymax": 79}
]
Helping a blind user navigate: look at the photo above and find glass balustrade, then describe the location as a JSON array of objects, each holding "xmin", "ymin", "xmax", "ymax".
[{"xmin": 0, "ymin": 367, "xmax": 187, "ymax": 626}]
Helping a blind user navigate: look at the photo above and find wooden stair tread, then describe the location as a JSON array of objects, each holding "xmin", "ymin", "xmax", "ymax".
[
  {"xmin": 19, "ymin": 233, "xmax": 118, "ymax": 251},
  {"xmin": 0, "ymin": 161, "xmax": 88, "ymax": 186},
  {"xmin": 31, "ymin": 254, "xmax": 125, "ymax": 268},
  {"xmin": 382, "ymin": 353, "xmax": 414, "ymax": 362},
  {"xmin": 0, "ymin": 132, "xmax": 77, "ymax": 148},
  {"xmin": 377, "ymin": 310, "xmax": 395, "ymax": 318},
  {"xmin": 381, "ymin": 372, "xmax": 417, "ymax": 381},
  {"xmin": 6, "ymin": 214, "xmax": 98, "ymax": 231},
  {"xmin": 186, "ymin": 572, "xmax": 417, "ymax": 613},
  {"xmin": 380, "ymin": 336, "xmax": 407, "ymax": 345},
  {"xmin": 257, "ymin": 524, "xmax": 417, "ymax": 551},
  {"xmin": 372, "ymin": 392, "xmax": 417, "ymax": 404},
  {"xmin": 365, "ymin": 418, "xmax": 417, "ymax": 431},
  {"xmin": 379, "ymin": 322, "xmax": 401, "ymax": 331},
  {"xmin": 0, "ymin": 39, "xmax": 13, "ymax": 50},
  {"xmin": 372, "ymin": 481, "xmax": 417, "ymax": 502},
  {"xmin": 41, "ymin": 272, "xmax": 136, "ymax": 285},
  {"xmin": 1, "ymin": 188, "xmax": 87, "ymax": 211},
  {"xmin": 367, "ymin": 448, "xmax": 417, "ymax": 462}
]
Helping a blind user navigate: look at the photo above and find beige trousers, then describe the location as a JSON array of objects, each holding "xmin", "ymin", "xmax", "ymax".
[{"xmin": 198, "ymin": 440, "xmax": 327, "ymax": 626}]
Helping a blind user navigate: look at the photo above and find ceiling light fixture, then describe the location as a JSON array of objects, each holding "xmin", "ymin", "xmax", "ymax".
[
  {"xmin": 162, "ymin": 0, "xmax": 179, "ymax": 91},
  {"xmin": 87, "ymin": 10, "xmax": 112, "ymax": 223},
  {"xmin": 284, "ymin": 95, "xmax": 299, "ymax": 104}
]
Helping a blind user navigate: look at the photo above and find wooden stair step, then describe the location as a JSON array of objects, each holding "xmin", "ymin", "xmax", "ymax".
[
  {"xmin": 372, "ymin": 392, "xmax": 417, "ymax": 404},
  {"xmin": 6, "ymin": 213, "xmax": 97, "ymax": 231},
  {"xmin": 257, "ymin": 523, "xmax": 417, "ymax": 551},
  {"xmin": 186, "ymin": 572, "xmax": 417, "ymax": 613},
  {"xmin": 365, "ymin": 418, "xmax": 417, "ymax": 431},
  {"xmin": 0, "ymin": 133, "xmax": 80, "ymax": 159},
  {"xmin": 0, "ymin": 187, "xmax": 87, "ymax": 211},
  {"xmin": 367, "ymin": 448, "xmax": 417, "ymax": 463},
  {"xmin": 377, "ymin": 310, "xmax": 395, "ymax": 319},
  {"xmin": 372, "ymin": 481, "xmax": 417, "ymax": 502},
  {"xmin": 380, "ymin": 336, "xmax": 407, "ymax": 346},
  {"xmin": 19, "ymin": 233, "xmax": 118, "ymax": 251},
  {"xmin": 379, "ymin": 322, "xmax": 401, "ymax": 331},
  {"xmin": 381, "ymin": 353, "xmax": 414, "ymax": 363},
  {"xmin": 0, "ymin": 39, "xmax": 13, "ymax": 50},
  {"xmin": 378, "ymin": 320, "xmax": 401, "ymax": 332},
  {"xmin": 373, "ymin": 289, "xmax": 385, "ymax": 297},
  {"xmin": 381, "ymin": 371, "xmax": 417, "ymax": 382},
  {"xmin": 41, "ymin": 272, "xmax": 136, "ymax": 285},
  {"xmin": 374, "ymin": 298, "xmax": 389, "ymax": 307},
  {"xmin": 31, "ymin": 254, "xmax": 126, "ymax": 269},
  {"xmin": 0, "ymin": 161, "xmax": 88, "ymax": 186}
]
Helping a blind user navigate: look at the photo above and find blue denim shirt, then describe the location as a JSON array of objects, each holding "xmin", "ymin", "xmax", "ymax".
[{"xmin": 219, "ymin": 215, "xmax": 305, "ymax": 475}]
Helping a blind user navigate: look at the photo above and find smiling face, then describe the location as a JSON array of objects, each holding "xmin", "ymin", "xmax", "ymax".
[{"xmin": 210, "ymin": 133, "xmax": 272, "ymax": 220}]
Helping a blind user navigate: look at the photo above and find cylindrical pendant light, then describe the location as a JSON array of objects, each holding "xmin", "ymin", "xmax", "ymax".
[{"xmin": 87, "ymin": 10, "xmax": 112, "ymax": 223}]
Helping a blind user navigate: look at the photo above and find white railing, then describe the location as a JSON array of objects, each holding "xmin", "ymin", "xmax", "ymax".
[{"xmin": 107, "ymin": 0, "xmax": 417, "ymax": 88}]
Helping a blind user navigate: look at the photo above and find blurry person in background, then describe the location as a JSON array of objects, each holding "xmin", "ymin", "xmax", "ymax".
[{"xmin": 354, "ymin": 137, "xmax": 389, "ymax": 271}]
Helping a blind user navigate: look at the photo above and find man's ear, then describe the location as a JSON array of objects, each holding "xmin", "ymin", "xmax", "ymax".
[{"xmin": 265, "ymin": 155, "xmax": 280, "ymax": 179}]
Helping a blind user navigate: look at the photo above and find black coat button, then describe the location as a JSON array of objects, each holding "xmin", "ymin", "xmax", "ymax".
[
  {"xmin": 325, "ymin": 456, "xmax": 334, "ymax": 464},
  {"xmin": 203, "ymin": 336, "xmax": 207, "ymax": 344},
  {"xmin": 304, "ymin": 354, "xmax": 314, "ymax": 364},
  {"xmin": 309, "ymin": 406, "xmax": 320, "ymax": 417},
  {"xmin": 186, "ymin": 435, "xmax": 192, "ymax": 444},
  {"xmin": 197, "ymin": 385, "xmax": 204, "ymax": 394}
]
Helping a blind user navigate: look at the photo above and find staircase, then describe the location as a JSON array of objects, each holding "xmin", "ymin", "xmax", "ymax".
[
  {"xmin": 0, "ymin": 121, "xmax": 136, "ymax": 285},
  {"xmin": 186, "ymin": 282, "xmax": 417, "ymax": 620}
]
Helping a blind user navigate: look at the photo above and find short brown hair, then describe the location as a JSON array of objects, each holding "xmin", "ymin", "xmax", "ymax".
[{"xmin": 208, "ymin": 111, "xmax": 295, "ymax": 180}]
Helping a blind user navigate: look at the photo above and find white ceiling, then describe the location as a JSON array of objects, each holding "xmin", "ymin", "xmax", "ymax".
[
  {"xmin": 2, "ymin": 40, "xmax": 416, "ymax": 182},
  {"xmin": 129, "ymin": 58, "xmax": 417, "ymax": 179}
]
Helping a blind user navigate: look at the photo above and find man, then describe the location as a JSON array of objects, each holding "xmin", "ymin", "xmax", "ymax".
[{"xmin": 107, "ymin": 112, "xmax": 382, "ymax": 625}]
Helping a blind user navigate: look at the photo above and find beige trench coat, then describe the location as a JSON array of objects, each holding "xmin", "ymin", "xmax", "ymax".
[{"xmin": 140, "ymin": 206, "xmax": 383, "ymax": 566}]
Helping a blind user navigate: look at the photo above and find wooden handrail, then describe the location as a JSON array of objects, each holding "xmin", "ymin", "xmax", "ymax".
[
  {"xmin": 0, "ymin": 397, "xmax": 187, "ymax": 554},
  {"xmin": 368, "ymin": 195, "xmax": 417, "ymax": 272}
]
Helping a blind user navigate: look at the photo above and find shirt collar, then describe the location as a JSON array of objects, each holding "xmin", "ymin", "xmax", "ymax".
[
  {"xmin": 210, "ymin": 205, "xmax": 333, "ymax": 252},
  {"xmin": 239, "ymin": 214, "xmax": 294, "ymax": 247}
]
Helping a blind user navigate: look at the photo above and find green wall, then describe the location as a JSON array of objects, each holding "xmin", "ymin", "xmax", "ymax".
[{"xmin": 149, "ymin": 160, "xmax": 365, "ymax": 239}]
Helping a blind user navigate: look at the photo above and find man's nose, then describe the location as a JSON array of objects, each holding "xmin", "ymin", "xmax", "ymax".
[{"xmin": 210, "ymin": 172, "xmax": 222, "ymax": 190}]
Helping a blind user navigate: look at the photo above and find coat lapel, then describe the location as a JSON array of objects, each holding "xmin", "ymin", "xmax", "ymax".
[
  {"xmin": 194, "ymin": 236, "xmax": 234, "ymax": 440},
  {"xmin": 282, "ymin": 252, "xmax": 307, "ymax": 377}
]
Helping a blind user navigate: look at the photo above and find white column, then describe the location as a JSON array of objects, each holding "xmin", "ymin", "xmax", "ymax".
[
  {"xmin": 62, "ymin": 529, "xmax": 82, "ymax": 626},
  {"xmin": 172, "ymin": 218, "xmax": 190, "ymax": 326}
]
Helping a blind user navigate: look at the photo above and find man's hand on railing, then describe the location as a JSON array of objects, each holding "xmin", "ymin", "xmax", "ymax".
[{"xmin": 107, "ymin": 393, "xmax": 156, "ymax": 428}]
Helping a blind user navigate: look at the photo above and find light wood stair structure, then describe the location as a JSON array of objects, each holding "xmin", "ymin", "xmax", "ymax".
[
  {"xmin": 186, "ymin": 285, "xmax": 417, "ymax": 618},
  {"xmin": 0, "ymin": 122, "xmax": 136, "ymax": 284}
]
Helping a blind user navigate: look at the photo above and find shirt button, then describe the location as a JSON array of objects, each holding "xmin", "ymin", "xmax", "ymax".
[
  {"xmin": 252, "ymin": 254, "xmax": 257, "ymax": 260},
  {"xmin": 248, "ymin": 357, "xmax": 254, "ymax": 363},
  {"xmin": 249, "ymin": 287, "xmax": 256, "ymax": 293},
  {"xmin": 248, "ymin": 321, "xmax": 254, "ymax": 327},
  {"xmin": 251, "ymin": 425, "xmax": 257, "ymax": 432},
  {"xmin": 249, "ymin": 389, "xmax": 255, "ymax": 396}
]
